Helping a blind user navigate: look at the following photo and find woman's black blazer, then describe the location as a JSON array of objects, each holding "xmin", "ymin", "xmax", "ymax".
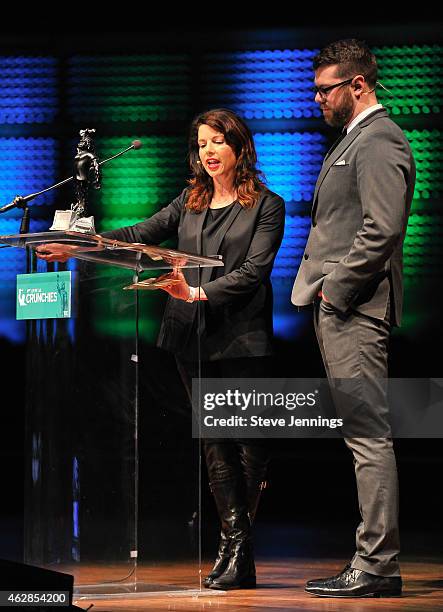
[{"xmin": 104, "ymin": 187, "xmax": 285, "ymax": 360}]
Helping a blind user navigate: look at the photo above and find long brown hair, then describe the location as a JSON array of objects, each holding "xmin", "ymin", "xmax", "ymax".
[{"xmin": 186, "ymin": 108, "xmax": 265, "ymax": 212}]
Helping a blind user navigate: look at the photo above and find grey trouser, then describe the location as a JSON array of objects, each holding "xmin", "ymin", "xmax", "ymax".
[{"xmin": 314, "ymin": 298, "xmax": 400, "ymax": 577}]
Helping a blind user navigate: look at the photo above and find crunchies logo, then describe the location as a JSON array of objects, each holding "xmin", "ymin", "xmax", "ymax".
[
  {"xmin": 16, "ymin": 271, "xmax": 71, "ymax": 320},
  {"xmin": 18, "ymin": 287, "xmax": 58, "ymax": 307}
]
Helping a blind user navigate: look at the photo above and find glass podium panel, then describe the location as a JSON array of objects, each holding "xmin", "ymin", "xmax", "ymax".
[
  {"xmin": 24, "ymin": 253, "xmax": 140, "ymax": 592},
  {"xmin": 0, "ymin": 231, "xmax": 223, "ymax": 272},
  {"xmin": 0, "ymin": 233, "xmax": 223, "ymax": 599}
]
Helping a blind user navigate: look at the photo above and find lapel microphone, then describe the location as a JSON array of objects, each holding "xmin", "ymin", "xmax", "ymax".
[
  {"xmin": 365, "ymin": 81, "xmax": 395, "ymax": 97},
  {"xmin": 376, "ymin": 81, "xmax": 395, "ymax": 96}
]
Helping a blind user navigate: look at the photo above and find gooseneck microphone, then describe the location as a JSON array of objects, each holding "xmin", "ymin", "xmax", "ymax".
[
  {"xmin": 98, "ymin": 139, "xmax": 142, "ymax": 166},
  {"xmin": 0, "ymin": 140, "xmax": 143, "ymax": 215}
]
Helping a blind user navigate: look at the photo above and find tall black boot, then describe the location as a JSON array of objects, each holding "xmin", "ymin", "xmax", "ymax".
[
  {"xmin": 203, "ymin": 441, "xmax": 240, "ymax": 587},
  {"xmin": 208, "ymin": 443, "xmax": 269, "ymax": 591},
  {"xmin": 203, "ymin": 441, "xmax": 256, "ymax": 590},
  {"xmin": 238, "ymin": 443, "xmax": 269, "ymax": 523},
  {"xmin": 208, "ymin": 476, "xmax": 256, "ymax": 590}
]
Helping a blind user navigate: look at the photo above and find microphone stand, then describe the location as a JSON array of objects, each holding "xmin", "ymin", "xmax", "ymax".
[{"xmin": 0, "ymin": 197, "xmax": 31, "ymax": 248}]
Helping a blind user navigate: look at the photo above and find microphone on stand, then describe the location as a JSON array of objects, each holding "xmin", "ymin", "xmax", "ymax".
[
  {"xmin": 0, "ymin": 140, "xmax": 143, "ymax": 215},
  {"xmin": 98, "ymin": 140, "xmax": 142, "ymax": 167}
]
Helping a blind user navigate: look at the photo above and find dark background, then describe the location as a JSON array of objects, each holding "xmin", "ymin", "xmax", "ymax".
[{"xmin": 0, "ymin": 17, "xmax": 442, "ymax": 566}]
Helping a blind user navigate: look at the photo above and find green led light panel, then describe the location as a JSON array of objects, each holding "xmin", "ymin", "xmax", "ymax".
[
  {"xmin": 92, "ymin": 271, "xmax": 160, "ymax": 342},
  {"xmin": 374, "ymin": 45, "xmax": 443, "ymax": 115},
  {"xmin": 93, "ymin": 135, "xmax": 187, "ymax": 342},
  {"xmin": 94, "ymin": 135, "xmax": 187, "ymax": 220},
  {"xmin": 404, "ymin": 129, "xmax": 443, "ymax": 201},
  {"xmin": 402, "ymin": 210, "xmax": 443, "ymax": 334},
  {"xmin": 404, "ymin": 213, "xmax": 443, "ymax": 279},
  {"xmin": 401, "ymin": 129, "xmax": 443, "ymax": 332},
  {"xmin": 67, "ymin": 55, "xmax": 191, "ymax": 122}
]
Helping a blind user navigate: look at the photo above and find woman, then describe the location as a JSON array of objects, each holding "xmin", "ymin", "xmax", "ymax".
[{"xmin": 38, "ymin": 108, "xmax": 285, "ymax": 590}]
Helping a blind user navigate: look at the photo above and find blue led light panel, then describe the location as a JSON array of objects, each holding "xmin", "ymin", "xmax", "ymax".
[
  {"xmin": 254, "ymin": 132, "xmax": 326, "ymax": 203},
  {"xmin": 201, "ymin": 49, "xmax": 320, "ymax": 119},
  {"xmin": 0, "ymin": 138, "xmax": 58, "ymax": 216},
  {"xmin": 272, "ymin": 215, "xmax": 311, "ymax": 340},
  {"xmin": 0, "ymin": 56, "xmax": 57, "ymax": 124},
  {"xmin": 272, "ymin": 214, "xmax": 311, "ymax": 282},
  {"xmin": 0, "ymin": 138, "xmax": 57, "ymax": 342}
]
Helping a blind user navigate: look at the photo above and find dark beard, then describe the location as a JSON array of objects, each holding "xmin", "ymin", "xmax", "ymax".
[{"xmin": 324, "ymin": 89, "xmax": 354, "ymax": 128}]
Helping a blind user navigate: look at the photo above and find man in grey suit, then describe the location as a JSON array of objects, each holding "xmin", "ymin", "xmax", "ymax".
[{"xmin": 292, "ymin": 39, "xmax": 416, "ymax": 598}]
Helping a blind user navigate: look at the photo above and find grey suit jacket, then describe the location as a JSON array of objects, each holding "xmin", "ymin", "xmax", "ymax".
[{"xmin": 291, "ymin": 108, "xmax": 416, "ymax": 326}]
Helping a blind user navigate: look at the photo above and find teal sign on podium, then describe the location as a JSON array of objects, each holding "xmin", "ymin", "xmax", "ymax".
[{"xmin": 16, "ymin": 271, "xmax": 71, "ymax": 320}]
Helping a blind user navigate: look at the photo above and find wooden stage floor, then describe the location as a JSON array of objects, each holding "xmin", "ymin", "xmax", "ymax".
[{"xmin": 73, "ymin": 558, "xmax": 443, "ymax": 611}]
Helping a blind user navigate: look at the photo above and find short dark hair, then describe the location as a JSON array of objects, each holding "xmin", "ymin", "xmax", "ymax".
[{"xmin": 313, "ymin": 39, "xmax": 377, "ymax": 88}]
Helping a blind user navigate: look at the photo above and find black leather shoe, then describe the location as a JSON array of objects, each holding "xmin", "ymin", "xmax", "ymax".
[{"xmin": 305, "ymin": 565, "xmax": 402, "ymax": 598}]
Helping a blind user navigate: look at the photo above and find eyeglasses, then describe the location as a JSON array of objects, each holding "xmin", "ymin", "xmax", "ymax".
[{"xmin": 311, "ymin": 78, "xmax": 354, "ymax": 98}]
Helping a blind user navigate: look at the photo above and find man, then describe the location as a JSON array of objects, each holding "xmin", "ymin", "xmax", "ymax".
[{"xmin": 291, "ymin": 39, "xmax": 415, "ymax": 598}]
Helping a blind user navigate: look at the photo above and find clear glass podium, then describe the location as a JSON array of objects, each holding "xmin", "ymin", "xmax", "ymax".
[{"xmin": 0, "ymin": 231, "xmax": 223, "ymax": 600}]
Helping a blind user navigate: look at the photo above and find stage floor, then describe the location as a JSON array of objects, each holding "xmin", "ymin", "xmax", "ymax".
[{"xmin": 74, "ymin": 558, "xmax": 443, "ymax": 611}]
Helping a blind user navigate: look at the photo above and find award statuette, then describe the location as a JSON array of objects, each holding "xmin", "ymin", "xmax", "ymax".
[{"xmin": 50, "ymin": 128, "xmax": 101, "ymax": 234}]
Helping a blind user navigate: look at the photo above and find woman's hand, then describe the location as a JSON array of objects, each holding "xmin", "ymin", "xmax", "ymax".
[
  {"xmin": 158, "ymin": 270, "xmax": 192, "ymax": 301},
  {"xmin": 158, "ymin": 270, "xmax": 208, "ymax": 302},
  {"xmin": 35, "ymin": 243, "xmax": 77, "ymax": 263}
]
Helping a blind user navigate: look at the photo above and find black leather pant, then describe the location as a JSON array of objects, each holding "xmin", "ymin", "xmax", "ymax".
[{"xmin": 176, "ymin": 356, "xmax": 271, "ymax": 520}]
